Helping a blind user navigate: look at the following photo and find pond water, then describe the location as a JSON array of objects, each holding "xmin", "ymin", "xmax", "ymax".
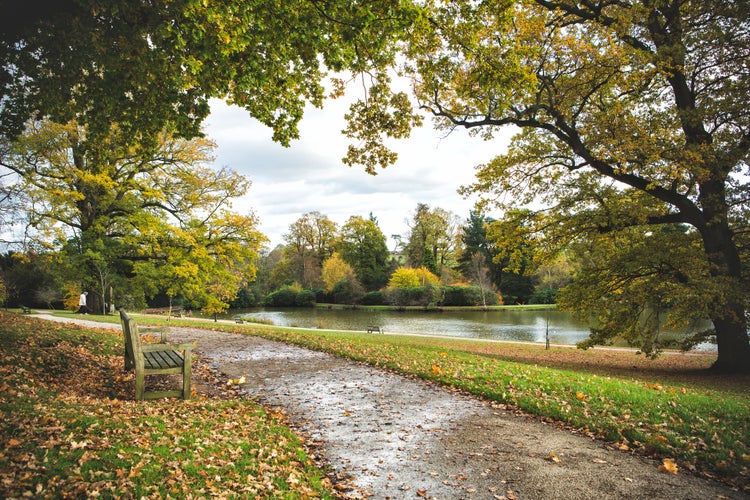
[{"xmin": 227, "ymin": 307, "xmax": 593, "ymax": 345}]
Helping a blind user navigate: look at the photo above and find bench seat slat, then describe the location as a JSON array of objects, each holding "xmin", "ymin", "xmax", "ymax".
[{"xmin": 144, "ymin": 350, "xmax": 183, "ymax": 369}]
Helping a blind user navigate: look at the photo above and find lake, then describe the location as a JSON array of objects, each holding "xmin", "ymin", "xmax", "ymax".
[{"xmin": 229, "ymin": 307, "xmax": 593, "ymax": 345}]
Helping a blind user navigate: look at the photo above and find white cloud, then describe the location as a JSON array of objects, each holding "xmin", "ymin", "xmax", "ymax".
[{"xmin": 204, "ymin": 97, "xmax": 514, "ymax": 248}]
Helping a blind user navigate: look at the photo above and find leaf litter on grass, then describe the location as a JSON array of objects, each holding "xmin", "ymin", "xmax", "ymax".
[{"xmin": 0, "ymin": 311, "xmax": 336, "ymax": 499}]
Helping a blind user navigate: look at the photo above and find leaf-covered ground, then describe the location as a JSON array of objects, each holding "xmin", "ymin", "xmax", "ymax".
[
  {"xmin": 0, "ymin": 311, "xmax": 336, "ymax": 499},
  {"xmin": 6, "ymin": 310, "xmax": 750, "ymax": 498}
]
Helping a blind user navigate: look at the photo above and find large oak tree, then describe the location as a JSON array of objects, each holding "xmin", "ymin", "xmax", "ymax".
[
  {"xmin": 369, "ymin": 0, "xmax": 747, "ymax": 371},
  {"xmin": 0, "ymin": 120, "xmax": 264, "ymax": 312}
]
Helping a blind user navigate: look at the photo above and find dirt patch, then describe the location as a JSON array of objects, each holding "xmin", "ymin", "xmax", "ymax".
[{"xmin": 161, "ymin": 326, "xmax": 744, "ymax": 500}]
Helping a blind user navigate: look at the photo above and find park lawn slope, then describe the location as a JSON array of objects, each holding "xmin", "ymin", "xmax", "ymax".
[{"xmin": 0, "ymin": 311, "xmax": 335, "ymax": 499}]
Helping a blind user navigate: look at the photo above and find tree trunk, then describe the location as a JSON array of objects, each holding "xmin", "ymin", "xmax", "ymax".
[
  {"xmin": 711, "ymin": 312, "xmax": 750, "ymax": 373},
  {"xmin": 700, "ymin": 213, "xmax": 750, "ymax": 373}
]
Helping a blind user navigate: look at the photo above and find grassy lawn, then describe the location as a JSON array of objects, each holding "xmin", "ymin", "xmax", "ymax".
[{"xmin": 4, "ymin": 309, "xmax": 750, "ymax": 495}]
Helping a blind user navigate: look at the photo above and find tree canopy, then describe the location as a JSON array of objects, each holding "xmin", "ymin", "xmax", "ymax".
[
  {"xmin": 3, "ymin": 0, "xmax": 747, "ymax": 371},
  {"xmin": 0, "ymin": 0, "xmax": 416, "ymax": 147},
  {"xmin": 339, "ymin": 215, "xmax": 391, "ymax": 290}
]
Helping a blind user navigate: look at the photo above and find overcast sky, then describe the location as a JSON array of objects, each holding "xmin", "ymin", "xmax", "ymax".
[{"xmin": 203, "ymin": 97, "xmax": 515, "ymax": 250}]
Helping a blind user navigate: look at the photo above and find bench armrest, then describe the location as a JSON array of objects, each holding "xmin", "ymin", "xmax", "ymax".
[{"xmin": 141, "ymin": 342, "xmax": 195, "ymax": 353}]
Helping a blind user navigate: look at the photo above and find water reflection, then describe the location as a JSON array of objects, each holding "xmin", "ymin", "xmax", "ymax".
[{"xmin": 228, "ymin": 307, "xmax": 593, "ymax": 345}]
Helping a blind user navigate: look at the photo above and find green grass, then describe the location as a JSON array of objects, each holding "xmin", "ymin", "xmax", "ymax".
[
  {"xmin": 128, "ymin": 315, "xmax": 749, "ymax": 487},
  {"xmin": 0, "ymin": 311, "xmax": 335, "ymax": 499},
  {"xmin": 17, "ymin": 310, "xmax": 750, "ymax": 489}
]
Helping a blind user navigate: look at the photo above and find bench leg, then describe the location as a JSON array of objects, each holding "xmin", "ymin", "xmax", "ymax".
[
  {"xmin": 135, "ymin": 370, "xmax": 145, "ymax": 401},
  {"xmin": 182, "ymin": 351, "xmax": 192, "ymax": 400}
]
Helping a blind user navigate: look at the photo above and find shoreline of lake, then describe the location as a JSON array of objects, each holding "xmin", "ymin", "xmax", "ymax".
[
  {"xmin": 222, "ymin": 305, "xmax": 717, "ymax": 352},
  {"xmin": 313, "ymin": 302, "xmax": 557, "ymax": 312}
]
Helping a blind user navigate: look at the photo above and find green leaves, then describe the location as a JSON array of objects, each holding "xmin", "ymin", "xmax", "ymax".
[{"xmin": 343, "ymin": 75, "xmax": 423, "ymax": 173}]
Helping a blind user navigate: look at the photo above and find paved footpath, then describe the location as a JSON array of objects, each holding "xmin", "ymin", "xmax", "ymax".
[{"xmin": 35, "ymin": 313, "xmax": 745, "ymax": 500}]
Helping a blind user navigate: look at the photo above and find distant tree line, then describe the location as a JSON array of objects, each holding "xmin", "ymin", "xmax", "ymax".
[{"xmin": 227, "ymin": 206, "xmax": 571, "ymax": 309}]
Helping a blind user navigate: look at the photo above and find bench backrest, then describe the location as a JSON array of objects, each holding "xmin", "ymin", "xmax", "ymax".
[{"xmin": 120, "ymin": 310, "xmax": 141, "ymax": 370}]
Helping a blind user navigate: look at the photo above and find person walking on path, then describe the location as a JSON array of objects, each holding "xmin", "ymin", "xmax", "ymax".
[{"xmin": 77, "ymin": 291, "xmax": 88, "ymax": 314}]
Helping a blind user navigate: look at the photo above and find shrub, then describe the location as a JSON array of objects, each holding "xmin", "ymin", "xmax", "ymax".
[
  {"xmin": 387, "ymin": 267, "xmax": 440, "ymax": 288},
  {"xmin": 230, "ymin": 287, "xmax": 258, "ymax": 308},
  {"xmin": 265, "ymin": 287, "xmax": 298, "ymax": 307},
  {"xmin": 442, "ymin": 286, "xmax": 479, "ymax": 306},
  {"xmin": 442, "ymin": 286, "xmax": 499, "ymax": 306},
  {"xmin": 384, "ymin": 285, "xmax": 444, "ymax": 308},
  {"xmin": 529, "ymin": 288, "xmax": 558, "ymax": 304},
  {"xmin": 331, "ymin": 279, "xmax": 365, "ymax": 305},
  {"xmin": 295, "ymin": 289, "xmax": 316, "ymax": 307},
  {"xmin": 361, "ymin": 291, "xmax": 386, "ymax": 306}
]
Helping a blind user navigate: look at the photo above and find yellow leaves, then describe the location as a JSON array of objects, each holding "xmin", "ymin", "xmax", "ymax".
[
  {"xmin": 388, "ymin": 266, "xmax": 441, "ymax": 289},
  {"xmin": 431, "ymin": 364, "xmax": 444, "ymax": 375},
  {"xmin": 321, "ymin": 253, "xmax": 356, "ymax": 293},
  {"xmin": 575, "ymin": 391, "xmax": 586, "ymax": 401},
  {"xmin": 658, "ymin": 458, "xmax": 679, "ymax": 475},
  {"xmin": 226, "ymin": 376, "xmax": 245, "ymax": 386},
  {"xmin": 545, "ymin": 451, "xmax": 561, "ymax": 463}
]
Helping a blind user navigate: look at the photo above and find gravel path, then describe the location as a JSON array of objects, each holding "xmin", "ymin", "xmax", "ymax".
[{"xmin": 35, "ymin": 314, "xmax": 744, "ymax": 499}]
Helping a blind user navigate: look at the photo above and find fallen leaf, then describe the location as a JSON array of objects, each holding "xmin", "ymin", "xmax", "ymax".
[
  {"xmin": 545, "ymin": 452, "xmax": 561, "ymax": 463},
  {"xmin": 658, "ymin": 458, "xmax": 679, "ymax": 475},
  {"xmin": 575, "ymin": 392, "xmax": 586, "ymax": 401}
]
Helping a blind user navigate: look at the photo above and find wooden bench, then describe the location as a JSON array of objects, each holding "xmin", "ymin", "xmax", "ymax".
[
  {"xmin": 366, "ymin": 325, "xmax": 383, "ymax": 334},
  {"xmin": 21, "ymin": 305, "xmax": 31, "ymax": 314},
  {"xmin": 120, "ymin": 310, "xmax": 194, "ymax": 400},
  {"xmin": 143, "ymin": 306, "xmax": 184, "ymax": 316},
  {"xmin": 234, "ymin": 316, "xmax": 245, "ymax": 324}
]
